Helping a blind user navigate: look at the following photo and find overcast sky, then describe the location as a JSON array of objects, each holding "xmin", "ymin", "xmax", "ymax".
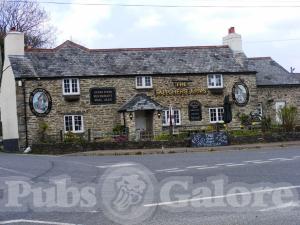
[{"xmin": 43, "ymin": 0, "xmax": 300, "ymax": 72}]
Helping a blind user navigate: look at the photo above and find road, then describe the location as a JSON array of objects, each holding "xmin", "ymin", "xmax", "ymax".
[{"xmin": 0, "ymin": 146, "xmax": 300, "ymax": 225}]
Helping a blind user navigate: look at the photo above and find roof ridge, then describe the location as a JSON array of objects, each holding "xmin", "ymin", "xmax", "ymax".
[
  {"xmin": 25, "ymin": 40, "xmax": 230, "ymax": 53},
  {"xmin": 248, "ymin": 57, "xmax": 272, "ymax": 60}
]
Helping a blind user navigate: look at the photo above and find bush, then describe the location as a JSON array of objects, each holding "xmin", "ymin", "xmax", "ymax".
[
  {"xmin": 280, "ymin": 106, "xmax": 298, "ymax": 132},
  {"xmin": 261, "ymin": 116, "xmax": 272, "ymax": 132},
  {"xmin": 154, "ymin": 132, "xmax": 172, "ymax": 141},
  {"xmin": 113, "ymin": 124, "xmax": 126, "ymax": 134},
  {"xmin": 38, "ymin": 121, "xmax": 49, "ymax": 143},
  {"xmin": 230, "ymin": 129, "xmax": 261, "ymax": 137},
  {"xmin": 64, "ymin": 132, "xmax": 87, "ymax": 144}
]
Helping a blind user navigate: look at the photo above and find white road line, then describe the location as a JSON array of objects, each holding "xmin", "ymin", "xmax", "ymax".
[
  {"xmin": 165, "ymin": 169, "xmax": 186, "ymax": 173},
  {"xmin": 96, "ymin": 163, "xmax": 136, "ymax": 168},
  {"xmin": 144, "ymin": 185, "xmax": 300, "ymax": 207},
  {"xmin": 278, "ymin": 158, "xmax": 294, "ymax": 161},
  {"xmin": 244, "ymin": 160, "xmax": 264, "ymax": 163},
  {"xmin": 186, "ymin": 165, "xmax": 208, "ymax": 169},
  {"xmin": 251, "ymin": 161, "xmax": 272, "ymax": 164},
  {"xmin": 0, "ymin": 219, "xmax": 80, "ymax": 225},
  {"xmin": 0, "ymin": 166, "xmax": 32, "ymax": 177},
  {"xmin": 156, "ymin": 168, "xmax": 179, "ymax": 172},
  {"xmin": 225, "ymin": 163, "xmax": 246, "ymax": 167},
  {"xmin": 293, "ymin": 156, "xmax": 300, "ymax": 158},
  {"xmin": 259, "ymin": 202, "xmax": 300, "ymax": 212},
  {"xmin": 269, "ymin": 158, "xmax": 286, "ymax": 161},
  {"xmin": 216, "ymin": 163, "xmax": 236, "ymax": 166},
  {"xmin": 196, "ymin": 166, "xmax": 219, "ymax": 170}
]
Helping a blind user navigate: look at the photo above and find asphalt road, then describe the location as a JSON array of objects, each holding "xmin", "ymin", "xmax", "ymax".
[{"xmin": 0, "ymin": 146, "xmax": 300, "ymax": 225}]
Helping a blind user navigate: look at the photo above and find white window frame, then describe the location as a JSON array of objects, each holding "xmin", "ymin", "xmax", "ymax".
[
  {"xmin": 207, "ymin": 74, "xmax": 223, "ymax": 89},
  {"xmin": 64, "ymin": 115, "xmax": 84, "ymax": 133},
  {"xmin": 135, "ymin": 76, "xmax": 153, "ymax": 89},
  {"xmin": 62, "ymin": 78, "xmax": 80, "ymax": 95},
  {"xmin": 162, "ymin": 109, "xmax": 181, "ymax": 126},
  {"xmin": 209, "ymin": 107, "xmax": 224, "ymax": 123}
]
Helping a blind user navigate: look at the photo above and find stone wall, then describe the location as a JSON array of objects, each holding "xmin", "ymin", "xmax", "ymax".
[
  {"xmin": 257, "ymin": 86, "xmax": 300, "ymax": 123},
  {"xmin": 16, "ymin": 73, "xmax": 257, "ymax": 149}
]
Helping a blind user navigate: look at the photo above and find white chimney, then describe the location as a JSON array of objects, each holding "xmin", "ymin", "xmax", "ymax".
[
  {"xmin": 223, "ymin": 27, "xmax": 243, "ymax": 53},
  {"xmin": 4, "ymin": 27, "xmax": 24, "ymax": 57}
]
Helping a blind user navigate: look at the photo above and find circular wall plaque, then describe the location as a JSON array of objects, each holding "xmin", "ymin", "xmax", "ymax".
[
  {"xmin": 232, "ymin": 82, "xmax": 249, "ymax": 107},
  {"xmin": 29, "ymin": 88, "xmax": 52, "ymax": 117}
]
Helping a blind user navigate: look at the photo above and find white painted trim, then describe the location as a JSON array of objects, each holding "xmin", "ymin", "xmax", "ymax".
[
  {"xmin": 135, "ymin": 76, "xmax": 153, "ymax": 89},
  {"xmin": 64, "ymin": 115, "xmax": 84, "ymax": 133},
  {"xmin": 207, "ymin": 74, "xmax": 223, "ymax": 89},
  {"xmin": 62, "ymin": 78, "xmax": 80, "ymax": 95},
  {"xmin": 209, "ymin": 107, "xmax": 224, "ymax": 123}
]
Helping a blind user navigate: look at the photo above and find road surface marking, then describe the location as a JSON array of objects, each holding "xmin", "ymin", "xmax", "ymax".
[
  {"xmin": 0, "ymin": 219, "xmax": 80, "ymax": 225},
  {"xmin": 293, "ymin": 156, "xmax": 300, "ymax": 159},
  {"xmin": 216, "ymin": 163, "xmax": 236, "ymax": 166},
  {"xmin": 165, "ymin": 169, "xmax": 186, "ymax": 173},
  {"xmin": 225, "ymin": 163, "xmax": 246, "ymax": 167},
  {"xmin": 186, "ymin": 165, "xmax": 208, "ymax": 169},
  {"xmin": 251, "ymin": 161, "xmax": 272, "ymax": 164},
  {"xmin": 96, "ymin": 163, "xmax": 136, "ymax": 168},
  {"xmin": 196, "ymin": 166, "xmax": 219, "ymax": 170},
  {"xmin": 0, "ymin": 166, "xmax": 32, "ymax": 177},
  {"xmin": 144, "ymin": 185, "xmax": 300, "ymax": 207},
  {"xmin": 244, "ymin": 160, "xmax": 265, "ymax": 163},
  {"xmin": 269, "ymin": 158, "xmax": 286, "ymax": 161},
  {"xmin": 259, "ymin": 202, "xmax": 300, "ymax": 212},
  {"xmin": 156, "ymin": 168, "xmax": 179, "ymax": 172},
  {"xmin": 277, "ymin": 158, "xmax": 294, "ymax": 161}
]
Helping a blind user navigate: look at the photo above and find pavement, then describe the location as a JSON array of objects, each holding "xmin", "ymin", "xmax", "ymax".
[{"xmin": 0, "ymin": 144, "xmax": 300, "ymax": 224}]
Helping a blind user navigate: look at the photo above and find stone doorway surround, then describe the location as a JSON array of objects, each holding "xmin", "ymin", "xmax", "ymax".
[{"xmin": 118, "ymin": 93, "xmax": 164, "ymax": 140}]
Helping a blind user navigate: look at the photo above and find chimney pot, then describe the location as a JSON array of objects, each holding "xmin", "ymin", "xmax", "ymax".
[{"xmin": 229, "ymin": 27, "xmax": 235, "ymax": 34}]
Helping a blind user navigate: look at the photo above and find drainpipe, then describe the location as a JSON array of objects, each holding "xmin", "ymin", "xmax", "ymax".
[{"xmin": 22, "ymin": 79, "xmax": 28, "ymax": 147}]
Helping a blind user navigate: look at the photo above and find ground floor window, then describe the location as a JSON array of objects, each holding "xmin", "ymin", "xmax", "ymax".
[
  {"xmin": 209, "ymin": 107, "xmax": 224, "ymax": 123},
  {"xmin": 64, "ymin": 115, "xmax": 84, "ymax": 132},
  {"xmin": 162, "ymin": 109, "xmax": 181, "ymax": 126}
]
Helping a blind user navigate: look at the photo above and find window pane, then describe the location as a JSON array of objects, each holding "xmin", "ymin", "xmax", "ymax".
[
  {"xmin": 210, "ymin": 109, "xmax": 217, "ymax": 122},
  {"xmin": 74, "ymin": 116, "xmax": 82, "ymax": 131},
  {"xmin": 136, "ymin": 77, "xmax": 143, "ymax": 87},
  {"xmin": 64, "ymin": 79, "xmax": 70, "ymax": 93},
  {"xmin": 215, "ymin": 75, "xmax": 222, "ymax": 86},
  {"xmin": 173, "ymin": 109, "xmax": 180, "ymax": 125},
  {"xmin": 71, "ymin": 79, "xmax": 78, "ymax": 93},
  {"xmin": 217, "ymin": 108, "xmax": 224, "ymax": 121},
  {"xmin": 64, "ymin": 116, "xmax": 73, "ymax": 131},
  {"xmin": 145, "ymin": 76, "xmax": 151, "ymax": 86},
  {"xmin": 208, "ymin": 75, "xmax": 214, "ymax": 86}
]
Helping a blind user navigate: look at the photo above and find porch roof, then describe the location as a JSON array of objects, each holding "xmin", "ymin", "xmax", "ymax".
[{"xmin": 118, "ymin": 93, "xmax": 164, "ymax": 112}]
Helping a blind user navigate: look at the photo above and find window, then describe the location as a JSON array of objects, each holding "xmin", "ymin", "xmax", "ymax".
[
  {"xmin": 135, "ymin": 76, "xmax": 153, "ymax": 89},
  {"xmin": 257, "ymin": 103, "xmax": 263, "ymax": 117},
  {"xmin": 64, "ymin": 115, "xmax": 84, "ymax": 133},
  {"xmin": 162, "ymin": 109, "xmax": 181, "ymax": 126},
  {"xmin": 207, "ymin": 74, "xmax": 223, "ymax": 88},
  {"xmin": 63, "ymin": 78, "xmax": 80, "ymax": 95},
  {"xmin": 209, "ymin": 107, "xmax": 224, "ymax": 123}
]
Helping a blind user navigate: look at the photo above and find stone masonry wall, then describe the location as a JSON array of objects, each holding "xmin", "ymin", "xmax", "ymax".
[
  {"xmin": 16, "ymin": 73, "xmax": 257, "ymax": 148},
  {"xmin": 257, "ymin": 86, "xmax": 300, "ymax": 124}
]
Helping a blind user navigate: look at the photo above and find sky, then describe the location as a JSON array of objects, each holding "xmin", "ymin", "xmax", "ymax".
[{"xmin": 41, "ymin": 0, "xmax": 300, "ymax": 72}]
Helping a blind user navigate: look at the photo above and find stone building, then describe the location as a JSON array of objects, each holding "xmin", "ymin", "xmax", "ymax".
[{"xmin": 0, "ymin": 27, "xmax": 299, "ymax": 151}]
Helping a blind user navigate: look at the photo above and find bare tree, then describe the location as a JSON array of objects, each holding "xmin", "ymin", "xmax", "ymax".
[
  {"xmin": 0, "ymin": 0, "xmax": 56, "ymax": 48},
  {"xmin": 0, "ymin": 0, "xmax": 56, "ymax": 78}
]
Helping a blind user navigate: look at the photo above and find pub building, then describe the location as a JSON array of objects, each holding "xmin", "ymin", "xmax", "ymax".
[{"xmin": 1, "ymin": 27, "xmax": 300, "ymax": 151}]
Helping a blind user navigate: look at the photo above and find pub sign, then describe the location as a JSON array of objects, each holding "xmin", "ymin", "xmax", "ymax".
[{"xmin": 90, "ymin": 87, "xmax": 116, "ymax": 104}]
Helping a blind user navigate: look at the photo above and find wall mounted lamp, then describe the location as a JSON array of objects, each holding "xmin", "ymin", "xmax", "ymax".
[{"xmin": 129, "ymin": 112, "xmax": 133, "ymax": 120}]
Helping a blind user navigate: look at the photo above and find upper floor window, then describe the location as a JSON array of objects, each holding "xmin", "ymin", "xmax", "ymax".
[
  {"xmin": 63, "ymin": 78, "xmax": 80, "ymax": 95},
  {"xmin": 209, "ymin": 107, "xmax": 224, "ymax": 123},
  {"xmin": 64, "ymin": 115, "xmax": 84, "ymax": 133},
  {"xmin": 136, "ymin": 76, "xmax": 153, "ymax": 89},
  {"xmin": 162, "ymin": 109, "xmax": 181, "ymax": 126},
  {"xmin": 207, "ymin": 74, "xmax": 223, "ymax": 88}
]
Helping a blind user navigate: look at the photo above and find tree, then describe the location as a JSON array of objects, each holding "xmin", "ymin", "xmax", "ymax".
[{"xmin": 0, "ymin": 0, "xmax": 56, "ymax": 74}]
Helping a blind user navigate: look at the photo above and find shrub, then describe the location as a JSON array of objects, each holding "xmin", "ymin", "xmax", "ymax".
[
  {"xmin": 230, "ymin": 129, "xmax": 261, "ymax": 137},
  {"xmin": 113, "ymin": 124, "xmax": 126, "ymax": 134},
  {"xmin": 154, "ymin": 132, "xmax": 172, "ymax": 141},
  {"xmin": 261, "ymin": 116, "xmax": 272, "ymax": 132},
  {"xmin": 38, "ymin": 121, "xmax": 49, "ymax": 143},
  {"xmin": 64, "ymin": 132, "xmax": 87, "ymax": 144},
  {"xmin": 280, "ymin": 106, "xmax": 298, "ymax": 132}
]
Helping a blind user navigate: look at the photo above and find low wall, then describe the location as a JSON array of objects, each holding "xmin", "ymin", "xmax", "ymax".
[
  {"xmin": 31, "ymin": 140, "xmax": 190, "ymax": 154},
  {"xmin": 29, "ymin": 132, "xmax": 300, "ymax": 155}
]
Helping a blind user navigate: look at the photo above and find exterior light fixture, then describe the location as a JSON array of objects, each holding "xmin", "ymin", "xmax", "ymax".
[
  {"xmin": 157, "ymin": 111, "xmax": 161, "ymax": 118},
  {"xmin": 129, "ymin": 112, "xmax": 133, "ymax": 120}
]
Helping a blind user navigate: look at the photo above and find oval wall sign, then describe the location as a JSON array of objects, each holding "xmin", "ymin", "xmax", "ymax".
[
  {"xmin": 232, "ymin": 82, "xmax": 249, "ymax": 107},
  {"xmin": 29, "ymin": 88, "xmax": 52, "ymax": 117}
]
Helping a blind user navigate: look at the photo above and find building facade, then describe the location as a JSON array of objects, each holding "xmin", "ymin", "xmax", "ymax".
[{"xmin": 1, "ymin": 27, "xmax": 299, "ymax": 151}]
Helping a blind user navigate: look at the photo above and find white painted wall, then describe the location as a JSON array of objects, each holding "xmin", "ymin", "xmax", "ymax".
[{"xmin": 0, "ymin": 31, "xmax": 24, "ymax": 141}]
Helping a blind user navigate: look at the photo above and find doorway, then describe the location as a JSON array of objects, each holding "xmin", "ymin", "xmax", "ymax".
[
  {"xmin": 135, "ymin": 110, "xmax": 154, "ymax": 139},
  {"xmin": 275, "ymin": 101, "xmax": 286, "ymax": 124}
]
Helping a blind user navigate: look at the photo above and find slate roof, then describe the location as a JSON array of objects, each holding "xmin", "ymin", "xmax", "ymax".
[
  {"xmin": 118, "ymin": 93, "xmax": 164, "ymax": 112},
  {"xmin": 248, "ymin": 57, "xmax": 300, "ymax": 86},
  {"xmin": 8, "ymin": 40, "xmax": 253, "ymax": 79}
]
